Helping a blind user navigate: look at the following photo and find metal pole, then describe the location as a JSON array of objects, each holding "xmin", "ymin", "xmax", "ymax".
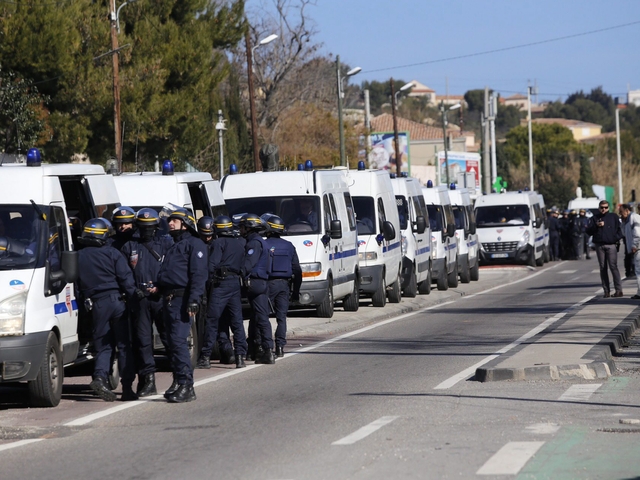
[
  {"xmin": 364, "ymin": 89, "xmax": 371, "ymax": 161},
  {"xmin": 490, "ymin": 94, "xmax": 497, "ymax": 184},
  {"xmin": 110, "ymin": 0, "xmax": 122, "ymax": 173},
  {"xmin": 616, "ymin": 108, "xmax": 623, "ymax": 203},
  {"xmin": 441, "ymin": 102, "xmax": 450, "ymax": 186},
  {"xmin": 483, "ymin": 86, "xmax": 491, "ymax": 193},
  {"xmin": 337, "ymin": 56, "xmax": 346, "ymax": 167},
  {"xmin": 246, "ymin": 30, "xmax": 261, "ymax": 172},
  {"xmin": 218, "ymin": 110, "xmax": 224, "ymax": 179},
  {"xmin": 527, "ymin": 86, "xmax": 534, "ymax": 191},
  {"xmin": 391, "ymin": 79, "xmax": 401, "ymax": 175}
]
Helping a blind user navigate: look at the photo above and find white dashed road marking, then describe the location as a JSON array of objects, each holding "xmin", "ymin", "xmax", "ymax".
[
  {"xmin": 532, "ymin": 289, "xmax": 550, "ymax": 297},
  {"xmin": 525, "ymin": 423, "xmax": 561, "ymax": 434},
  {"xmin": 558, "ymin": 383, "xmax": 602, "ymax": 402},
  {"xmin": 558, "ymin": 270, "xmax": 577, "ymax": 274},
  {"xmin": 477, "ymin": 441, "xmax": 545, "ymax": 475},
  {"xmin": 331, "ymin": 416, "xmax": 399, "ymax": 445}
]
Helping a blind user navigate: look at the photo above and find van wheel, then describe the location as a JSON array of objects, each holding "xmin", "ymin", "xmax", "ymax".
[
  {"xmin": 418, "ymin": 262, "xmax": 432, "ymax": 294},
  {"xmin": 535, "ymin": 253, "xmax": 544, "ymax": 267},
  {"xmin": 403, "ymin": 264, "xmax": 418, "ymax": 298},
  {"xmin": 470, "ymin": 258, "xmax": 480, "ymax": 281},
  {"xmin": 448, "ymin": 257, "xmax": 459, "ymax": 288},
  {"xmin": 343, "ymin": 276, "xmax": 360, "ymax": 312},
  {"xmin": 188, "ymin": 320, "xmax": 199, "ymax": 369},
  {"xmin": 372, "ymin": 275, "xmax": 387, "ymax": 307},
  {"xmin": 108, "ymin": 354, "xmax": 120, "ymax": 390},
  {"xmin": 316, "ymin": 278, "xmax": 334, "ymax": 318},
  {"xmin": 543, "ymin": 246, "xmax": 550, "ymax": 263},
  {"xmin": 459, "ymin": 256, "xmax": 471, "ymax": 284},
  {"xmin": 437, "ymin": 264, "xmax": 449, "ymax": 291},
  {"xmin": 28, "ymin": 332, "xmax": 63, "ymax": 408},
  {"xmin": 388, "ymin": 268, "xmax": 402, "ymax": 303},
  {"xmin": 528, "ymin": 251, "xmax": 536, "ymax": 267}
]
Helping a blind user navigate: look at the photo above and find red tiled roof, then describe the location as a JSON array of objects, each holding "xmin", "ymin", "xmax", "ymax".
[{"xmin": 370, "ymin": 113, "xmax": 459, "ymax": 141}]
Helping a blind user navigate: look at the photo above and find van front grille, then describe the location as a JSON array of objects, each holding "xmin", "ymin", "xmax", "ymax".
[{"xmin": 483, "ymin": 241, "xmax": 518, "ymax": 252}]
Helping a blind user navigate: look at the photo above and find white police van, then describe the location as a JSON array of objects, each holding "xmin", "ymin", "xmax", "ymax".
[
  {"xmin": 343, "ymin": 163, "xmax": 402, "ymax": 307},
  {"xmin": 474, "ymin": 191, "xmax": 546, "ymax": 266},
  {"xmin": 390, "ymin": 173, "xmax": 432, "ymax": 296},
  {"xmin": 0, "ymin": 149, "xmax": 120, "ymax": 407},
  {"xmin": 447, "ymin": 185, "xmax": 480, "ymax": 282},
  {"xmin": 422, "ymin": 181, "xmax": 459, "ymax": 290},
  {"xmin": 221, "ymin": 161, "xmax": 359, "ymax": 318}
]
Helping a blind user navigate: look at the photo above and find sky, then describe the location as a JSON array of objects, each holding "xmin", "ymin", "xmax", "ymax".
[{"xmin": 295, "ymin": 0, "xmax": 640, "ymax": 103}]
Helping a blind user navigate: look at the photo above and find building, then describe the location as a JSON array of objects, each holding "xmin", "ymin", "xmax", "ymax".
[
  {"xmin": 435, "ymin": 95, "xmax": 467, "ymax": 108},
  {"xmin": 629, "ymin": 89, "xmax": 640, "ymax": 107},
  {"xmin": 527, "ymin": 118, "xmax": 603, "ymax": 141},
  {"xmin": 406, "ymin": 80, "xmax": 436, "ymax": 103},
  {"xmin": 503, "ymin": 93, "xmax": 530, "ymax": 110}
]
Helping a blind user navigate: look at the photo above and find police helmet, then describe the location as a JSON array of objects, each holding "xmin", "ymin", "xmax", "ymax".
[
  {"xmin": 135, "ymin": 208, "xmax": 160, "ymax": 227},
  {"xmin": 197, "ymin": 216, "xmax": 215, "ymax": 236},
  {"xmin": 160, "ymin": 203, "xmax": 197, "ymax": 232},
  {"xmin": 264, "ymin": 214, "xmax": 285, "ymax": 235},
  {"xmin": 239, "ymin": 213, "xmax": 265, "ymax": 232},
  {"xmin": 214, "ymin": 215, "xmax": 234, "ymax": 235},
  {"xmin": 80, "ymin": 218, "xmax": 114, "ymax": 246},
  {"xmin": 112, "ymin": 206, "xmax": 136, "ymax": 224}
]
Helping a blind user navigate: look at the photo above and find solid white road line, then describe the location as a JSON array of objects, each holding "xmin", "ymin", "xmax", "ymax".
[
  {"xmin": 477, "ymin": 441, "xmax": 545, "ymax": 475},
  {"xmin": 525, "ymin": 423, "xmax": 561, "ymax": 435},
  {"xmin": 331, "ymin": 416, "xmax": 399, "ymax": 445},
  {"xmin": 0, "ymin": 439, "xmax": 44, "ymax": 452},
  {"xmin": 558, "ymin": 383, "xmax": 602, "ymax": 402},
  {"xmin": 559, "ymin": 270, "xmax": 577, "ymax": 274},
  {"xmin": 434, "ymin": 295, "xmax": 594, "ymax": 390}
]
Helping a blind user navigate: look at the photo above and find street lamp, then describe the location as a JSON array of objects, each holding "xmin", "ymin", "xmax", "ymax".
[
  {"xmin": 337, "ymin": 56, "xmax": 361, "ymax": 167},
  {"xmin": 391, "ymin": 81, "xmax": 413, "ymax": 175},
  {"xmin": 246, "ymin": 31, "xmax": 278, "ymax": 172},
  {"xmin": 440, "ymin": 101, "xmax": 461, "ymax": 186}
]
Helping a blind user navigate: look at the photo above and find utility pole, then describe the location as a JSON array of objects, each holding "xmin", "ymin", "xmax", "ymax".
[
  {"xmin": 337, "ymin": 55, "xmax": 346, "ymax": 167},
  {"xmin": 527, "ymin": 85, "xmax": 534, "ymax": 191},
  {"xmin": 616, "ymin": 107, "xmax": 623, "ymax": 203},
  {"xmin": 246, "ymin": 29, "xmax": 261, "ymax": 172},
  {"xmin": 483, "ymin": 86, "xmax": 491, "ymax": 194},
  {"xmin": 364, "ymin": 89, "xmax": 372, "ymax": 161},
  {"xmin": 390, "ymin": 79, "xmax": 401, "ymax": 175},
  {"xmin": 490, "ymin": 93, "xmax": 497, "ymax": 184},
  {"xmin": 215, "ymin": 110, "xmax": 226, "ymax": 180},
  {"xmin": 109, "ymin": 0, "xmax": 122, "ymax": 173}
]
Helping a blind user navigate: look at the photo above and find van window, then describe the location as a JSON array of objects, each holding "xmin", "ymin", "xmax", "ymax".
[
  {"xmin": 187, "ymin": 183, "xmax": 207, "ymax": 220},
  {"xmin": 452, "ymin": 205, "xmax": 466, "ymax": 230},
  {"xmin": 225, "ymin": 196, "xmax": 320, "ymax": 235},
  {"xmin": 46, "ymin": 206, "xmax": 69, "ymax": 295},
  {"xmin": 444, "ymin": 205, "xmax": 455, "ymax": 230},
  {"xmin": 413, "ymin": 195, "xmax": 429, "ymax": 223},
  {"xmin": 352, "ymin": 196, "xmax": 376, "ymax": 235},
  {"xmin": 395, "ymin": 196, "xmax": 409, "ymax": 230},
  {"xmin": 0, "ymin": 205, "xmax": 45, "ymax": 271},
  {"xmin": 343, "ymin": 192, "xmax": 356, "ymax": 231},
  {"xmin": 475, "ymin": 204, "xmax": 531, "ymax": 227},
  {"xmin": 427, "ymin": 205, "xmax": 443, "ymax": 232},
  {"xmin": 466, "ymin": 205, "xmax": 476, "ymax": 229},
  {"xmin": 377, "ymin": 197, "xmax": 387, "ymax": 232}
]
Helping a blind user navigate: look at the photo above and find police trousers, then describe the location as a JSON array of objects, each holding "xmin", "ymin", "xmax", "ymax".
[
  {"xmin": 202, "ymin": 277, "xmax": 247, "ymax": 357},
  {"xmin": 247, "ymin": 278, "xmax": 273, "ymax": 350},
  {"xmin": 163, "ymin": 295, "xmax": 194, "ymax": 385},
  {"xmin": 268, "ymin": 278, "xmax": 290, "ymax": 348},
  {"xmin": 132, "ymin": 296, "xmax": 166, "ymax": 376}
]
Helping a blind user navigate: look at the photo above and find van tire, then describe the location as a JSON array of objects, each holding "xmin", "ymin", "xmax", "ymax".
[
  {"xmin": 543, "ymin": 246, "xmax": 550, "ymax": 263},
  {"xmin": 528, "ymin": 251, "xmax": 536, "ymax": 267},
  {"xmin": 459, "ymin": 256, "xmax": 471, "ymax": 284},
  {"xmin": 388, "ymin": 268, "xmax": 402, "ymax": 303},
  {"xmin": 448, "ymin": 257, "xmax": 459, "ymax": 288},
  {"xmin": 403, "ymin": 264, "xmax": 418, "ymax": 298},
  {"xmin": 343, "ymin": 276, "xmax": 360, "ymax": 312},
  {"xmin": 28, "ymin": 332, "xmax": 63, "ymax": 408},
  {"xmin": 316, "ymin": 279, "xmax": 334, "ymax": 318},
  {"xmin": 418, "ymin": 263, "xmax": 432, "ymax": 294},
  {"xmin": 188, "ymin": 320, "xmax": 199, "ymax": 369},
  {"xmin": 535, "ymin": 253, "xmax": 544, "ymax": 267},
  {"xmin": 470, "ymin": 258, "xmax": 480, "ymax": 281},
  {"xmin": 437, "ymin": 264, "xmax": 449, "ymax": 291},
  {"xmin": 372, "ymin": 275, "xmax": 387, "ymax": 307}
]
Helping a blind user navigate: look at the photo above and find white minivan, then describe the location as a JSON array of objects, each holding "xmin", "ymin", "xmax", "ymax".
[
  {"xmin": 474, "ymin": 191, "xmax": 546, "ymax": 266},
  {"xmin": 447, "ymin": 185, "xmax": 480, "ymax": 282},
  {"xmin": 221, "ymin": 161, "xmax": 359, "ymax": 318},
  {"xmin": 344, "ymin": 165, "xmax": 402, "ymax": 307},
  {"xmin": 0, "ymin": 151, "xmax": 121, "ymax": 407},
  {"xmin": 422, "ymin": 181, "xmax": 459, "ymax": 290},
  {"xmin": 390, "ymin": 173, "xmax": 432, "ymax": 296}
]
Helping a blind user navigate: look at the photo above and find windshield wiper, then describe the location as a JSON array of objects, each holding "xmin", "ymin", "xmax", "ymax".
[{"xmin": 30, "ymin": 199, "xmax": 47, "ymax": 221}]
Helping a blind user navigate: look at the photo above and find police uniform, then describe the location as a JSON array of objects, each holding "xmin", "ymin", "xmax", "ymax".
[
  {"xmin": 157, "ymin": 207, "xmax": 208, "ymax": 402},
  {"xmin": 548, "ymin": 210, "xmax": 560, "ymax": 261}
]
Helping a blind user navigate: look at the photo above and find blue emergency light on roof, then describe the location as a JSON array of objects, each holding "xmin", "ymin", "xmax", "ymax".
[
  {"xmin": 450, "ymin": 183, "xmax": 456, "ymax": 190},
  {"xmin": 389, "ymin": 173, "xmax": 396, "ymax": 179},
  {"xmin": 297, "ymin": 163, "xmax": 304, "ymax": 171},
  {"xmin": 304, "ymin": 160, "xmax": 313, "ymax": 171},
  {"xmin": 400, "ymin": 172, "xmax": 408, "ymax": 178},
  {"xmin": 229, "ymin": 163, "xmax": 238, "ymax": 175},
  {"xmin": 524, "ymin": 187, "xmax": 529, "ymax": 191},
  {"xmin": 426, "ymin": 180, "xmax": 433, "ymax": 188},
  {"xmin": 26, "ymin": 148, "xmax": 42, "ymax": 167},
  {"xmin": 162, "ymin": 159, "xmax": 174, "ymax": 175},
  {"xmin": 357, "ymin": 161, "xmax": 365, "ymax": 171}
]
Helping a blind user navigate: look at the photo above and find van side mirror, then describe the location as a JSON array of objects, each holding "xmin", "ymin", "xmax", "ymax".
[
  {"xmin": 50, "ymin": 250, "xmax": 79, "ymax": 284},
  {"xmin": 382, "ymin": 220, "xmax": 396, "ymax": 241},
  {"xmin": 330, "ymin": 219, "xmax": 342, "ymax": 239},
  {"xmin": 414, "ymin": 216, "xmax": 426, "ymax": 235},
  {"xmin": 534, "ymin": 218, "xmax": 542, "ymax": 228},
  {"xmin": 447, "ymin": 223, "xmax": 456, "ymax": 237},
  {"xmin": 469, "ymin": 222, "xmax": 477, "ymax": 235}
]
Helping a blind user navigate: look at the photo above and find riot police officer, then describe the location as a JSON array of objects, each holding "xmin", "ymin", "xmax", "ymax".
[
  {"xmin": 197, "ymin": 215, "xmax": 248, "ymax": 369},
  {"xmin": 263, "ymin": 215, "xmax": 302, "ymax": 357},
  {"xmin": 197, "ymin": 216, "xmax": 215, "ymax": 245},
  {"xmin": 77, "ymin": 218, "xmax": 142, "ymax": 402},
  {"xmin": 548, "ymin": 208, "xmax": 560, "ymax": 261},
  {"xmin": 155, "ymin": 205, "xmax": 208, "ymax": 403},
  {"xmin": 110, "ymin": 206, "xmax": 137, "ymax": 251},
  {"xmin": 240, "ymin": 213, "xmax": 275, "ymax": 364},
  {"xmin": 121, "ymin": 208, "xmax": 174, "ymax": 397}
]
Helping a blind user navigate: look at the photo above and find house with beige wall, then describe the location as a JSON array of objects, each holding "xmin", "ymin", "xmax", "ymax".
[{"xmin": 528, "ymin": 118, "xmax": 602, "ymax": 141}]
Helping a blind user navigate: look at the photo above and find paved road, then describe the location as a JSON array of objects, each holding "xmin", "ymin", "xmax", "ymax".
[{"xmin": 2, "ymin": 259, "xmax": 640, "ymax": 479}]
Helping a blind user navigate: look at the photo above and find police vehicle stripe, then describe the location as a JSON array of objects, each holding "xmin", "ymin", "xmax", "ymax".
[
  {"xmin": 446, "ymin": 243, "xmax": 457, "ymax": 250},
  {"xmin": 54, "ymin": 300, "xmax": 78, "ymax": 314},
  {"xmin": 467, "ymin": 240, "xmax": 477, "ymax": 247},
  {"xmin": 329, "ymin": 248, "xmax": 358, "ymax": 261},
  {"xmin": 382, "ymin": 242, "xmax": 401, "ymax": 253},
  {"xmin": 415, "ymin": 246, "xmax": 431, "ymax": 255},
  {"xmin": 535, "ymin": 236, "xmax": 544, "ymax": 242}
]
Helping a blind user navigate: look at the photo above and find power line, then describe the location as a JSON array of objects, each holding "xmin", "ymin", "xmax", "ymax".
[{"xmin": 365, "ymin": 20, "xmax": 640, "ymax": 74}]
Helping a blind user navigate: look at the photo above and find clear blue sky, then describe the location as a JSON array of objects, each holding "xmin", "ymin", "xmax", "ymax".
[{"xmin": 303, "ymin": 0, "xmax": 640, "ymax": 102}]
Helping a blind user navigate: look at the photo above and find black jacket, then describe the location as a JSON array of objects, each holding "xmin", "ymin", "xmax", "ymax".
[{"xmin": 586, "ymin": 212, "xmax": 623, "ymax": 245}]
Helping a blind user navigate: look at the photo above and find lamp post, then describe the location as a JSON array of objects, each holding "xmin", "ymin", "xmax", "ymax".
[
  {"xmin": 440, "ymin": 101, "xmax": 461, "ymax": 186},
  {"xmin": 337, "ymin": 56, "xmax": 361, "ymax": 167},
  {"xmin": 246, "ymin": 31, "xmax": 278, "ymax": 172},
  {"xmin": 527, "ymin": 85, "xmax": 535, "ymax": 191},
  {"xmin": 615, "ymin": 107, "xmax": 623, "ymax": 203},
  {"xmin": 391, "ymin": 80, "xmax": 413, "ymax": 175},
  {"xmin": 109, "ymin": 0, "xmax": 137, "ymax": 173},
  {"xmin": 216, "ymin": 110, "xmax": 226, "ymax": 179}
]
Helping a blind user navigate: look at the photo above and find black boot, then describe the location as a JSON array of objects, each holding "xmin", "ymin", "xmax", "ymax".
[
  {"xmin": 121, "ymin": 385, "xmax": 138, "ymax": 401},
  {"xmin": 220, "ymin": 349, "xmax": 236, "ymax": 365},
  {"xmin": 137, "ymin": 373, "xmax": 157, "ymax": 397},
  {"xmin": 275, "ymin": 346, "xmax": 284, "ymax": 358},
  {"xmin": 196, "ymin": 355, "xmax": 211, "ymax": 369},
  {"xmin": 90, "ymin": 376, "xmax": 116, "ymax": 402},
  {"xmin": 236, "ymin": 355, "xmax": 246, "ymax": 369},
  {"xmin": 167, "ymin": 384, "xmax": 196, "ymax": 403},
  {"xmin": 164, "ymin": 378, "xmax": 179, "ymax": 399},
  {"xmin": 255, "ymin": 348, "xmax": 276, "ymax": 365}
]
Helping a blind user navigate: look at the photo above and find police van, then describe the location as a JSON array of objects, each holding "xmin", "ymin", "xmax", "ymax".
[
  {"xmin": 390, "ymin": 173, "xmax": 432, "ymax": 296},
  {"xmin": 221, "ymin": 161, "xmax": 359, "ymax": 318},
  {"xmin": 422, "ymin": 181, "xmax": 459, "ymax": 290},
  {"xmin": 0, "ymin": 149, "xmax": 120, "ymax": 407},
  {"xmin": 474, "ymin": 191, "xmax": 546, "ymax": 266},
  {"xmin": 342, "ymin": 164, "xmax": 402, "ymax": 307},
  {"xmin": 447, "ymin": 184, "xmax": 480, "ymax": 282}
]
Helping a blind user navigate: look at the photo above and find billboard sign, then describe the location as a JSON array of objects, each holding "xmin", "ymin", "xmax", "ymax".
[
  {"xmin": 437, "ymin": 151, "xmax": 481, "ymax": 189},
  {"xmin": 366, "ymin": 132, "xmax": 410, "ymax": 174}
]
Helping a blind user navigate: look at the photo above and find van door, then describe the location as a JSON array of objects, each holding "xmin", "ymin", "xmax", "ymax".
[
  {"xmin": 323, "ymin": 194, "xmax": 338, "ymax": 279},
  {"xmin": 202, "ymin": 182, "xmax": 228, "ymax": 217},
  {"xmin": 83, "ymin": 175, "xmax": 120, "ymax": 219},
  {"xmin": 328, "ymin": 193, "xmax": 344, "ymax": 275},
  {"xmin": 443, "ymin": 204, "xmax": 457, "ymax": 266}
]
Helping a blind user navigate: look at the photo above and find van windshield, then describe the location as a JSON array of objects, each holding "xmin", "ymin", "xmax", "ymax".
[
  {"xmin": 352, "ymin": 197, "xmax": 376, "ymax": 235},
  {"xmin": 0, "ymin": 205, "xmax": 45, "ymax": 270},
  {"xmin": 452, "ymin": 205, "xmax": 466, "ymax": 230},
  {"xmin": 476, "ymin": 204, "xmax": 530, "ymax": 227},
  {"xmin": 226, "ymin": 196, "xmax": 321, "ymax": 235},
  {"xmin": 427, "ymin": 205, "xmax": 443, "ymax": 232}
]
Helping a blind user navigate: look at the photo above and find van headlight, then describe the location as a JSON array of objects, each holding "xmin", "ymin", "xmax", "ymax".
[
  {"xmin": 301, "ymin": 262, "xmax": 322, "ymax": 278},
  {"xmin": 358, "ymin": 252, "xmax": 378, "ymax": 261},
  {"xmin": 517, "ymin": 230, "xmax": 531, "ymax": 248},
  {"xmin": 401, "ymin": 235, "xmax": 408, "ymax": 255},
  {"xmin": 0, "ymin": 291, "xmax": 27, "ymax": 336}
]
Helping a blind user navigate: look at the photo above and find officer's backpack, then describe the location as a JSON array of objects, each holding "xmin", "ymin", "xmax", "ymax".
[{"xmin": 267, "ymin": 243, "xmax": 292, "ymax": 279}]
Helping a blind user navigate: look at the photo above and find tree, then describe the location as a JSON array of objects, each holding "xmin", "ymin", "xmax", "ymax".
[{"xmin": 464, "ymin": 89, "xmax": 491, "ymax": 113}]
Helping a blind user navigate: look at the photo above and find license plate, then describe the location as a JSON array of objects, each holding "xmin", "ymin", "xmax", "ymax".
[{"xmin": 491, "ymin": 253, "xmax": 509, "ymax": 258}]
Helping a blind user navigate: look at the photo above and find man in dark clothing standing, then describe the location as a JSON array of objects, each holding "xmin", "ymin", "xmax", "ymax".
[
  {"xmin": 548, "ymin": 208, "xmax": 560, "ymax": 261},
  {"xmin": 578, "ymin": 209, "xmax": 591, "ymax": 260},
  {"xmin": 586, "ymin": 200, "xmax": 624, "ymax": 298}
]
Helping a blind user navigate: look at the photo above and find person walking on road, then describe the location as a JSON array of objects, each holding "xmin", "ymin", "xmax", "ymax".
[
  {"xmin": 548, "ymin": 208, "xmax": 561, "ymax": 261},
  {"xmin": 586, "ymin": 200, "xmax": 624, "ymax": 298},
  {"xmin": 619, "ymin": 204, "xmax": 640, "ymax": 298}
]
